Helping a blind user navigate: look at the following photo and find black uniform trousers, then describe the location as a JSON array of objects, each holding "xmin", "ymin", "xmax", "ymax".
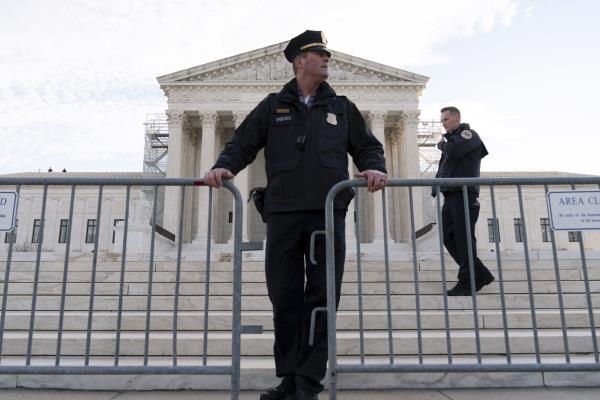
[
  {"xmin": 265, "ymin": 209, "xmax": 346, "ymax": 393},
  {"xmin": 441, "ymin": 191, "xmax": 492, "ymax": 284}
]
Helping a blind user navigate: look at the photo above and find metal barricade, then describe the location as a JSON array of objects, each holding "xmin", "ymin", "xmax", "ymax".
[
  {"xmin": 323, "ymin": 177, "xmax": 600, "ymax": 399},
  {"xmin": 0, "ymin": 177, "xmax": 244, "ymax": 399}
]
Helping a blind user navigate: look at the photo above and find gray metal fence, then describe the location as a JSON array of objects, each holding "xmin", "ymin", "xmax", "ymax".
[
  {"xmin": 0, "ymin": 177, "xmax": 245, "ymax": 399},
  {"xmin": 3, "ymin": 175, "xmax": 600, "ymax": 397},
  {"xmin": 323, "ymin": 177, "xmax": 600, "ymax": 399}
]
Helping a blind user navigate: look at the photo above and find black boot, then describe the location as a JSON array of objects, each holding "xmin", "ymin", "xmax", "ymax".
[
  {"xmin": 447, "ymin": 281, "xmax": 473, "ymax": 296},
  {"xmin": 292, "ymin": 375, "xmax": 321, "ymax": 399},
  {"xmin": 292, "ymin": 389, "xmax": 318, "ymax": 400},
  {"xmin": 260, "ymin": 375, "xmax": 295, "ymax": 400},
  {"xmin": 476, "ymin": 272, "xmax": 495, "ymax": 291}
]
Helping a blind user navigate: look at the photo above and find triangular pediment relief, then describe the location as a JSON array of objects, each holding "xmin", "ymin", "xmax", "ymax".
[{"xmin": 158, "ymin": 42, "xmax": 428, "ymax": 85}]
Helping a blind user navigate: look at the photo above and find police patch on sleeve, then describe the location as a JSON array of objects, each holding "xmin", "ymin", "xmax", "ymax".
[{"xmin": 461, "ymin": 130, "xmax": 473, "ymax": 140}]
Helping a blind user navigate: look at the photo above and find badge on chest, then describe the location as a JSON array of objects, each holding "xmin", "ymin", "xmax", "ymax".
[{"xmin": 326, "ymin": 112, "xmax": 337, "ymax": 126}]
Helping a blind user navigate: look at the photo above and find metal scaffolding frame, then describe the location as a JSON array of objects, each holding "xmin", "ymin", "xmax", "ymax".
[
  {"xmin": 143, "ymin": 114, "xmax": 169, "ymax": 174},
  {"xmin": 418, "ymin": 119, "xmax": 443, "ymax": 173}
]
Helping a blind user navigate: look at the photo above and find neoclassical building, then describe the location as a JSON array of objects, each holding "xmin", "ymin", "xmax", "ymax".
[
  {"xmin": 158, "ymin": 42, "xmax": 428, "ymax": 246},
  {"xmin": 1, "ymin": 43, "xmax": 598, "ymax": 258}
]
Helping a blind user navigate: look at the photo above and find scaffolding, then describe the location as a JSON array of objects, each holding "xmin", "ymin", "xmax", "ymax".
[
  {"xmin": 142, "ymin": 114, "xmax": 442, "ymax": 175},
  {"xmin": 418, "ymin": 119, "xmax": 443, "ymax": 173},
  {"xmin": 143, "ymin": 114, "xmax": 169, "ymax": 174}
]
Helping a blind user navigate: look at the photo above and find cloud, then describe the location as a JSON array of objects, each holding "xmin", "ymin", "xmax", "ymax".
[{"xmin": 0, "ymin": 0, "xmax": 522, "ymax": 173}]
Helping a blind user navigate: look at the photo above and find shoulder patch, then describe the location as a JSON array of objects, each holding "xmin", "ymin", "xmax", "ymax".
[{"xmin": 461, "ymin": 130, "xmax": 473, "ymax": 140}]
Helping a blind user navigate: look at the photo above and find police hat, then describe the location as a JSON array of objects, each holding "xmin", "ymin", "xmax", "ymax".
[{"xmin": 284, "ymin": 30, "xmax": 331, "ymax": 62}]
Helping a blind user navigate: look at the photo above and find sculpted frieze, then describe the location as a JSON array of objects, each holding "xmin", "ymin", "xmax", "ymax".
[
  {"xmin": 165, "ymin": 86, "xmax": 419, "ymax": 104},
  {"xmin": 328, "ymin": 60, "xmax": 400, "ymax": 82},
  {"xmin": 178, "ymin": 54, "xmax": 408, "ymax": 83},
  {"xmin": 402, "ymin": 110, "xmax": 421, "ymax": 126},
  {"xmin": 168, "ymin": 89, "xmax": 244, "ymax": 102}
]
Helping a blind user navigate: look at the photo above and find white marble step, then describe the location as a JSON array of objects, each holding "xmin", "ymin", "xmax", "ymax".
[
  {"xmin": 0, "ymin": 259, "xmax": 600, "ymax": 276},
  {"xmin": 1, "ymin": 259, "xmax": 595, "ymax": 273},
  {"xmin": 2, "ymin": 292, "xmax": 600, "ymax": 312},
  {"xmin": 2, "ymin": 309, "xmax": 600, "ymax": 331},
  {"xmin": 4, "ymin": 353, "xmax": 597, "ymax": 367},
  {"xmin": 0, "ymin": 268, "xmax": 587, "ymax": 284},
  {"xmin": 3, "ymin": 280, "xmax": 598, "ymax": 296},
  {"xmin": 1, "ymin": 328, "xmax": 598, "ymax": 357},
  {"xmin": 4, "ymin": 353, "xmax": 600, "ymax": 390}
]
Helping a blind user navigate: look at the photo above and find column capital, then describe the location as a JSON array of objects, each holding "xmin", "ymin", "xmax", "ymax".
[
  {"xmin": 367, "ymin": 110, "xmax": 387, "ymax": 127},
  {"xmin": 401, "ymin": 110, "xmax": 421, "ymax": 127},
  {"xmin": 232, "ymin": 111, "xmax": 248, "ymax": 128},
  {"xmin": 166, "ymin": 111, "xmax": 192, "ymax": 141},
  {"xmin": 199, "ymin": 111, "xmax": 218, "ymax": 127},
  {"xmin": 166, "ymin": 110, "xmax": 186, "ymax": 127}
]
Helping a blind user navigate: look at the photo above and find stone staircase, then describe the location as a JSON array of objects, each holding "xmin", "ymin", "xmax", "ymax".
[{"xmin": 1, "ymin": 254, "xmax": 600, "ymax": 389}]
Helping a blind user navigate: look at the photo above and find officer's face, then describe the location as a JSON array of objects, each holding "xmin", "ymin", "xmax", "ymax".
[
  {"xmin": 299, "ymin": 51, "xmax": 330, "ymax": 80},
  {"xmin": 441, "ymin": 111, "xmax": 461, "ymax": 133}
]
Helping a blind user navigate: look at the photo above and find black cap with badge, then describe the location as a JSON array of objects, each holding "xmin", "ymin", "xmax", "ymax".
[{"xmin": 284, "ymin": 30, "xmax": 331, "ymax": 62}]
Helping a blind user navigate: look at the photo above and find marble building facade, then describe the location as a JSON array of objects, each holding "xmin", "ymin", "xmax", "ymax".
[
  {"xmin": 1, "ymin": 43, "xmax": 598, "ymax": 258},
  {"xmin": 158, "ymin": 42, "xmax": 428, "ymax": 247}
]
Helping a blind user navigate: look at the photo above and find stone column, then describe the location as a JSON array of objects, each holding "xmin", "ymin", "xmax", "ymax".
[
  {"xmin": 195, "ymin": 111, "xmax": 218, "ymax": 242},
  {"xmin": 181, "ymin": 126, "xmax": 197, "ymax": 242},
  {"xmin": 390, "ymin": 120, "xmax": 410, "ymax": 242},
  {"xmin": 232, "ymin": 111, "xmax": 249, "ymax": 242},
  {"xmin": 400, "ymin": 110, "xmax": 423, "ymax": 235},
  {"xmin": 386, "ymin": 131, "xmax": 399, "ymax": 242},
  {"xmin": 163, "ymin": 111, "xmax": 186, "ymax": 237},
  {"xmin": 368, "ymin": 111, "xmax": 388, "ymax": 242}
]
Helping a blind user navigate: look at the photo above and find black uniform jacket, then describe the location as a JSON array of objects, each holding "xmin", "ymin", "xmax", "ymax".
[
  {"xmin": 213, "ymin": 78, "xmax": 386, "ymax": 212},
  {"xmin": 434, "ymin": 123, "xmax": 489, "ymax": 195}
]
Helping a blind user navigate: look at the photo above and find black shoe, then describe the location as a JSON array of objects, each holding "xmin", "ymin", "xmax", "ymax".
[
  {"xmin": 476, "ymin": 274, "xmax": 495, "ymax": 291},
  {"xmin": 260, "ymin": 388, "xmax": 294, "ymax": 400},
  {"xmin": 292, "ymin": 389, "xmax": 318, "ymax": 400},
  {"xmin": 447, "ymin": 282, "xmax": 472, "ymax": 296},
  {"xmin": 260, "ymin": 376, "xmax": 295, "ymax": 400}
]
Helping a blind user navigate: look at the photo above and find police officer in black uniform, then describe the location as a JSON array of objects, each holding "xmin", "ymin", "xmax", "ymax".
[
  {"xmin": 204, "ymin": 30, "xmax": 387, "ymax": 400},
  {"xmin": 434, "ymin": 106, "xmax": 495, "ymax": 296}
]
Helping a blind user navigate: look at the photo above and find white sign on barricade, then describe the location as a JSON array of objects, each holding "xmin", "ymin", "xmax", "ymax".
[
  {"xmin": 0, "ymin": 191, "xmax": 18, "ymax": 232},
  {"xmin": 546, "ymin": 190, "xmax": 600, "ymax": 231}
]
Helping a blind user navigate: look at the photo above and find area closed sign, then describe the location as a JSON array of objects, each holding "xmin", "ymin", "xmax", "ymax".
[
  {"xmin": 546, "ymin": 190, "xmax": 600, "ymax": 231},
  {"xmin": 0, "ymin": 192, "xmax": 18, "ymax": 232}
]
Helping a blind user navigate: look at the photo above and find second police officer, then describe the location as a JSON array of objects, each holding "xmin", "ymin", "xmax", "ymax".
[{"xmin": 434, "ymin": 106, "xmax": 495, "ymax": 296}]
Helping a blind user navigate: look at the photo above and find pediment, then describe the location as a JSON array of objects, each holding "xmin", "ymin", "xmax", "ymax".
[{"xmin": 158, "ymin": 42, "xmax": 428, "ymax": 85}]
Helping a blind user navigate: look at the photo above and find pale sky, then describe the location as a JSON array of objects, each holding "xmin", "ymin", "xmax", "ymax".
[{"xmin": 1, "ymin": 0, "xmax": 598, "ymax": 175}]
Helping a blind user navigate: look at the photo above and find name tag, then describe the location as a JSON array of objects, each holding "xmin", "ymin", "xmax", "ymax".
[{"xmin": 273, "ymin": 115, "xmax": 293, "ymax": 125}]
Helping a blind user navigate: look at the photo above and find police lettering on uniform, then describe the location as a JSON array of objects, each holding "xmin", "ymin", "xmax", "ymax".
[
  {"xmin": 433, "ymin": 106, "xmax": 495, "ymax": 296},
  {"xmin": 203, "ymin": 30, "xmax": 387, "ymax": 400}
]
